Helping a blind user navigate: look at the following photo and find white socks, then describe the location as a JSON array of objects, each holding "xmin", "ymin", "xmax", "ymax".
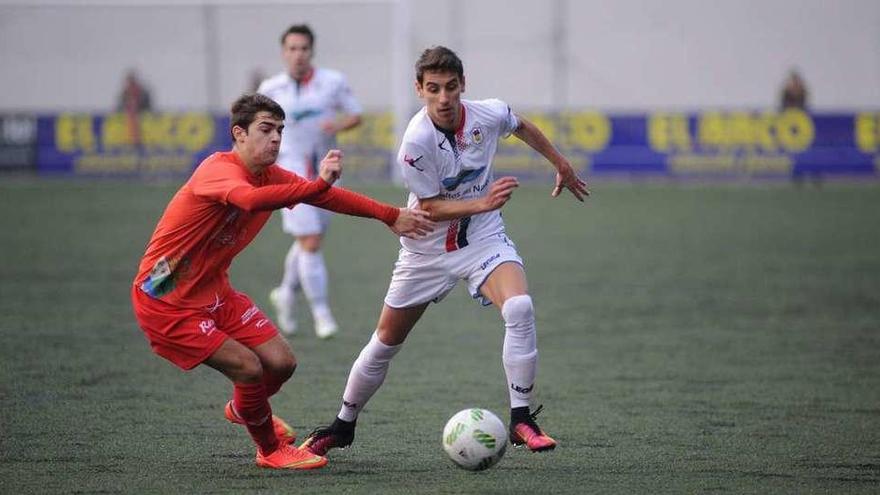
[
  {"xmin": 298, "ymin": 249, "xmax": 333, "ymax": 323},
  {"xmin": 280, "ymin": 242, "xmax": 301, "ymax": 293},
  {"xmin": 337, "ymin": 331, "xmax": 402, "ymax": 422},
  {"xmin": 501, "ymin": 295, "xmax": 538, "ymax": 408}
]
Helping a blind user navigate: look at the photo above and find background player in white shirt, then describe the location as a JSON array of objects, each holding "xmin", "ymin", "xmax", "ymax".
[
  {"xmin": 259, "ymin": 25, "xmax": 363, "ymax": 339},
  {"xmin": 302, "ymin": 46, "xmax": 589, "ymax": 456}
]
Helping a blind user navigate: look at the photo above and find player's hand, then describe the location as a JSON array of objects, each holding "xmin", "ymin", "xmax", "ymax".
[
  {"xmin": 390, "ymin": 208, "xmax": 436, "ymax": 239},
  {"xmin": 552, "ymin": 162, "xmax": 589, "ymax": 201},
  {"xmin": 318, "ymin": 149, "xmax": 343, "ymax": 184},
  {"xmin": 482, "ymin": 176, "xmax": 519, "ymax": 211}
]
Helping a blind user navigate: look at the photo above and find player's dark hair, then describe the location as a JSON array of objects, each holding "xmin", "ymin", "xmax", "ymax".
[
  {"xmin": 281, "ymin": 24, "xmax": 315, "ymax": 47},
  {"xmin": 415, "ymin": 46, "xmax": 464, "ymax": 84},
  {"xmin": 230, "ymin": 93, "xmax": 285, "ymax": 139}
]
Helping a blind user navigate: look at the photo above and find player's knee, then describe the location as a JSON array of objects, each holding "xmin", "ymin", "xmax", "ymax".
[
  {"xmin": 297, "ymin": 235, "xmax": 322, "ymax": 252},
  {"xmin": 358, "ymin": 331, "xmax": 403, "ymax": 371},
  {"xmin": 501, "ymin": 294, "xmax": 534, "ymax": 328},
  {"xmin": 233, "ymin": 352, "xmax": 264, "ymax": 383},
  {"xmin": 266, "ymin": 357, "xmax": 296, "ymax": 381}
]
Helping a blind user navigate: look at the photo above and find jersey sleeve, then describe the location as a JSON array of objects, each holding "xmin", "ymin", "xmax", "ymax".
[
  {"xmin": 334, "ymin": 75, "xmax": 363, "ymax": 115},
  {"xmin": 485, "ymin": 98, "xmax": 519, "ymax": 137},
  {"xmin": 398, "ymin": 141, "xmax": 440, "ymax": 199},
  {"xmin": 305, "ymin": 186, "xmax": 399, "ymax": 225}
]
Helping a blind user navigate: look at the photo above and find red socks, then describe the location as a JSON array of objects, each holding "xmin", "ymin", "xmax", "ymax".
[
  {"xmin": 263, "ymin": 370, "xmax": 287, "ymax": 398},
  {"xmin": 233, "ymin": 381, "xmax": 278, "ymax": 455}
]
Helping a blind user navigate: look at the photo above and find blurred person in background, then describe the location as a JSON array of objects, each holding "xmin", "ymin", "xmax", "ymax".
[
  {"xmin": 259, "ymin": 24, "xmax": 363, "ymax": 340},
  {"xmin": 779, "ymin": 69, "xmax": 808, "ymax": 111},
  {"xmin": 117, "ymin": 69, "xmax": 152, "ymax": 146},
  {"xmin": 780, "ymin": 69, "xmax": 820, "ymax": 185},
  {"xmin": 130, "ymin": 93, "xmax": 432, "ymax": 470},
  {"xmin": 301, "ymin": 46, "xmax": 589, "ymax": 458}
]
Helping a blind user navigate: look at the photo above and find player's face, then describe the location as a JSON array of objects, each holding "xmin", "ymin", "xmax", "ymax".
[
  {"xmin": 417, "ymin": 71, "xmax": 465, "ymax": 131},
  {"xmin": 235, "ymin": 111, "xmax": 284, "ymax": 170},
  {"xmin": 282, "ymin": 33, "xmax": 313, "ymax": 79}
]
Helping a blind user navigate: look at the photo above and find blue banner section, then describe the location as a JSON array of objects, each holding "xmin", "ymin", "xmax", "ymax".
[
  {"xmin": 35, "ymin": 110, "xmax": 880, "ymax": 179},
  {"xmin": 494, "ymin": 110, "xmax": 880, "ymax": 178},
  {"xmin": 37, "ymin": 112, "xmax": 230, "ymax": 176}
]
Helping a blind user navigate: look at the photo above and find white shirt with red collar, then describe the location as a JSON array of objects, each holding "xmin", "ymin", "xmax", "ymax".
[
  {"xmin": 258, "ymin": 68, "xmax": 362, "ymax": 178},
  {"xmin": 397, "ymin": 98, "xmax": 519, "ymax": 255}
]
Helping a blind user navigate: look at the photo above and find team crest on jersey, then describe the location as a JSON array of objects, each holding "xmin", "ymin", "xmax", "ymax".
[{"xmin": 470, "ymin": 124, "xmax": 483, "ymax": 144}]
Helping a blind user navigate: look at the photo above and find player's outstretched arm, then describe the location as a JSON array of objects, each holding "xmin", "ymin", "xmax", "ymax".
[
  {"xmin": 512, "ymin": 115, "xmax": 590, "ymax": 201},
  {"xmin": 418, "ymin": 176, "xmax": 519, "ymax": 222}
]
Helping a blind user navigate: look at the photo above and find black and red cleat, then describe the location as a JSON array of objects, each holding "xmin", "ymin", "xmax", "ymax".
[
  {"xmin": 300, "ymin": 418, "xmax": 356, "ymax": 456},
  {"xmin": 509, "ymin": 405, "xmax": 557, "ymax": 452}
]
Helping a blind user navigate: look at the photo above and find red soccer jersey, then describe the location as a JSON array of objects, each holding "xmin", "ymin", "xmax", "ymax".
[{"xmin": 133, "ymin": 150, "xmax": 397, "ymax": 309}]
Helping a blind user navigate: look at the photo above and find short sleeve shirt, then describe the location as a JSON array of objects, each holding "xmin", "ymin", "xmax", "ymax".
[
  {"xmin": 397, "ymin": 99, "xmax": 518, "ymax": 254},
  {"xmin": 258, "ymin": 68, "xmax": 362, "ymax": 178}
]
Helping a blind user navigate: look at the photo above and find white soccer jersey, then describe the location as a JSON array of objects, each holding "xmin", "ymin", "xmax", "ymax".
[
  {"xmin": 258, "ymin": 68, "xmax": 362, "ymax": 178},
  {"xmin": 398, "ymin": 98, "xmax": 519, "ymax": 255}
]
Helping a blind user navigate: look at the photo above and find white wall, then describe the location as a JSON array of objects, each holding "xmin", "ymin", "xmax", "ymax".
[{"xmin": 0, "ymin": 0, "xmax": 878, "ymax": 112}]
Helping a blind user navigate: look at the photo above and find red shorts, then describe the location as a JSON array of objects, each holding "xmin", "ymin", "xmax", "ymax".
[{"xmin": 131, "ymin": 286, "xmax": 279, "ymax": 370}]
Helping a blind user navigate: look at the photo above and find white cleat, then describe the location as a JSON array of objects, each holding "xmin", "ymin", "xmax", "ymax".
[
  {"xmin": 314, "ymin": 315, "xmax": 339, "ymax": 340},
  {"xmin": 269, "ymin": 287, "xmax": 298, "ymax": 335}
]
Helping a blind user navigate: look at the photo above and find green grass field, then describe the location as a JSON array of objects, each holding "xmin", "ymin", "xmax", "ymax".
[{"xmin": 1, "ymin": 179, "xmax": 879, "ymax": 494}]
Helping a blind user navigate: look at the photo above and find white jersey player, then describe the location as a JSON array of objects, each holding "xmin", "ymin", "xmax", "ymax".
[
  {"xmin": 259, "ymin": 24, "xmax": 363, "ymax": 339},
  {"xmin": 302, "ymin": 46, "xmax": 589, "ymax": 457}
]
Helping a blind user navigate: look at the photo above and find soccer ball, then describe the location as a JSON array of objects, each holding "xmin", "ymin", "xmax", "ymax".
[{"xmin": 442, "ymin": 408, "xmax": 508, "ymax": 471}]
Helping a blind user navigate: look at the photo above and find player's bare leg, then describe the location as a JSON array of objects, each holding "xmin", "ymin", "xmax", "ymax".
[
  {"xmin": 207, "ymin": 338, "xmax": 326, "ymax": 469},
  {"xmin": 302, "ymin": 303, "xmax": 428, "ymax": 456},
  {"xmin": 481, "ymin": 262, "xmax": 557, "ymax": 452}
]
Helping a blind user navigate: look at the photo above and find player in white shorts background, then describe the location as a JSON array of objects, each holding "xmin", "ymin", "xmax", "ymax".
[
  {"xmin": 302, "ymin": 45, "xmax": 589, "ymax": 456},
  {"xmin": 258, "ymin": 24, "xmax": 363, "ymax": 339}
]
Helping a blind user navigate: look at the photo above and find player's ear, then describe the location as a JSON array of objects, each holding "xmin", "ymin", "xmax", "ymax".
[
  {"xmin": 232, "ymin": 125, "xmax": 247, "ymax": 143},
  {"xmin": 460, "ymin": 75, "xmax": 466, "ymax": 93},
  {"xmin": 414, "ymin": 80, "xmax": 423, "ymax": 98}
]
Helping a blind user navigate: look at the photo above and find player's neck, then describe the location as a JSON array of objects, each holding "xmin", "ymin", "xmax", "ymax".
[
  {"xmin": 291, "ymin": 66, "xmax": 314, "ymax": 84},
  {"xmin": 232, "ymin": 147, "xmax": 266, "ymax": 176},
  {"xmin": 430, "ymin": 104, "xmax": 464, "ymax": 133}
]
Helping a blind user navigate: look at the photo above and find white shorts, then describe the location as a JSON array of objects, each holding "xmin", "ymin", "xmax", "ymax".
[
  {"xmin": 384, "ymin": 232, "xmax": 523, "ymax": 308},
  {"xmin": 281, "ymin": 203, "xmax": 331, "ymax": 236}
]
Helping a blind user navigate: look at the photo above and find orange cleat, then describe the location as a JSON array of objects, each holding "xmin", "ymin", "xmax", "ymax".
[
  {"xmin": 256, "ymin": 443, "xmax": 328, "ymax": 470},
  {"xmin": 509, "ymin": 405, "xmax": 557, "ymax": 452},
  {"xmin": 225, "ymin": 401, "xmax": 297, "ymax": 445}
]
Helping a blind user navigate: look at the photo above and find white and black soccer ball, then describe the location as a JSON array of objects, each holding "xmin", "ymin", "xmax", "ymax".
[{"xmin": 442, "ymin": 408, "xmax": 507, "ymax": 471}]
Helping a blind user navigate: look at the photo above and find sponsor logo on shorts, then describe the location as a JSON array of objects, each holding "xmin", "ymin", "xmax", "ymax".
[
  {"xmin": 480, "ymin": 253, "xmax": 501, "ymax": 270},
  {"xmin": 199, "ymin": 319, "xmax": 217, "ymax": 336},
  {"xmin": 255, "ymin": 318, "xmax": 270, "ymax": 329},
  {"xmin": 241, "ymin": 305, "xmax": 259, "ymax": 324}
]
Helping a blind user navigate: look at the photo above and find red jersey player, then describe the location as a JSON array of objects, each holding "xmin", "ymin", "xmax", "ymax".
[{"xmin": 131, "ymin": 93, "xmax": 433, "ymax": 470}]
